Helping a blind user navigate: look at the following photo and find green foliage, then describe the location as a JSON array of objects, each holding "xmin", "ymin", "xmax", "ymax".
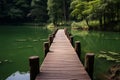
[
  {"xmin": 47, "ymin": 0, "xmax": 71, "ymax": 25},
  {"xmin": 29, "ymin": 0, "xmax": 48, "ymax": 22},
  {"xmin": 70, "ymin": 0, "xmax": 120, "ymax": 31},
  {"xmin": 71, "ymin": 20, "xmax": 100, "ymax": 30},
  {"xmin": 8, "ymin": 8, "xmax": 24, "ymax": 19},
  {"xmin": 98, "ymin": 51, "xmax": 120, "ymax": 62},
  {"xmin": 71, "ymin": 21, "xmax": 88, "ymax": 30},
  {"xmin": 70, "ymin": 0, "xmax": 86, "ymax": 20},
  {"xmin": 47, "ymin": 23, "xmax": 54, "ymax": 28},
  {"xmin": 0, "ymin": 0, "xmax": 31, "ymax": 23},
  {"xmin": 0, "ymin": 0, "xmax": 49, "ymax": 23}
]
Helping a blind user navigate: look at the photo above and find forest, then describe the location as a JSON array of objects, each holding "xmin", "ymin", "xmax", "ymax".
[{"xmin": 0, "ymin": 0, "xmax": 120, "ymax": 31}]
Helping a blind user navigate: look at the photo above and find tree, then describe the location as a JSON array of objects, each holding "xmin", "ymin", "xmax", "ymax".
[
  {"xmin": 47, "ymin": 0, "xmax": 71, "ymax": 26},
  {"xmin": 70, "ymin": 0, "xmax": 120, "ymax": 30},
  {"xmin": 29, "ymin": 0, "xmax": 48, "ymax": 22},
  {"xmin": 70, "ymin": 0, "xmax": 89, "ymax": 25},
  {"xmin": 0, "ymin": 0, "xmax": 32, "ymax": 23}
]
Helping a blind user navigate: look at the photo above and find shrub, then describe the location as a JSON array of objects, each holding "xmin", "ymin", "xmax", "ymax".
[{"xmin": 71, "ymin": 21, "xmax": 89, "ymax": 30}]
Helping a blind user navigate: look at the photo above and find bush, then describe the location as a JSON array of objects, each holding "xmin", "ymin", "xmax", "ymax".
[
  {"xmin": 71, "ymin": 21, "xmax": 89, "ymax": 30},
  {"xmin": 89, "ymin": 20, "xmax": 100, "ymax": 30},
  {"xmin": 89, "ymin": 20, "xmax": 99, "ymax": 27},
  {"xmin": 47, "ymin": 23, "xmax": 55, "ymax": 28}
]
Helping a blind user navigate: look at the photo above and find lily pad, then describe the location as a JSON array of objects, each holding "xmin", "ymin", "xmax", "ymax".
[
  {"xmin": 16, "ymin": 39, "xmax": 27, "ymax": 42},
  {"xmin": 100, "ymin": 51, "xmax": 107, "ymax": 54},
  {"xmin": 108, "ymin": 51, "xmax": 119, "ymax": 56},
  {"xmin": 33, "ymin": 40, "xmax": 38, "ymax": 42}
]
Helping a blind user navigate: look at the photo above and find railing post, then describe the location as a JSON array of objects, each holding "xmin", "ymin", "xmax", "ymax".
[
  {"xmin": 48, "ymin": 35, "xmax": 53, "ymax": 46},
  {"xmin": 52, "ymin": 33, "xmax": 55, "ymax": 38},
  {"xmin": 52, "ymin": 28, "xmax": 58, "ymax": 38},
  {"xmin": 75, "ymin": 41, "xmax": 81, "ymax": 59},
  {"xmin": 55, "ymin": 28, "xmax": 58, "ymax": 34},
  {"xmin": 29, "ymin": 56, "xmax": 39, "ymax": 80},
  {"xmin": 85, "ymin": 53, "xmax": 94, "ymax": 80},
  {"xmin": 44, "ymin": 42, "xmax": 49, "ymax": 57},
  {"xmin": 64, "ymin": 28, "xmax": 67, "ymax": 35},
  {"xmin": 70, "ymin": 36, "xmax": 74, "ymax": 46},
  {"xmin": 68, "ymin": 33, "xmax": 72, "ymax": 40},
  {"xmin": 64, "ymin": 28, "xmax": 72, "ymax": 40}
]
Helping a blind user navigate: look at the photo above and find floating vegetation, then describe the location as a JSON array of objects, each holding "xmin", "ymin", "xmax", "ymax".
[
  {"xmin": 98, "ymin": 54, "xmax": 108, "ymax": 58},
  {"xmin": 108, "ymin": 51, "xmax": 119, "ymax": 56},
  {"xmin": 0, "ymin": 60, "xmax": 12, "ymax": 64},
  {"xmin": 26, "ymin": 45, "xmax": 33, "ymax": 48},
  {"xmin": 18, "ymin": 47, "xmax": 24, "ymax": 49},
  {"xmin": 16, "ymin": 38, "xmax": 40, "ymax": 42},
  {"xmin": 104, "ymin": 38, "xmax": 120, "ymax": 40},
  {"xmin": 16, "ymin": 39, "xmax": 27, "ymax": 42},
  {"xmin": 40, "ymin": 39, "xmax": 47, "ymax": 41},
  {"xmin": 33, "ymin": 40, "xmax": 38, "ymax": 42},
  {"xmin": 98, "ymin": 54, "xmax": 116, "ymax": 61},
  {"xmin": 4, "ymin": 60, "xmax": 8, "ymax": 62},
  {"xmin": 100, "ymin": 51, "xmax": 107, "ymax": 54},
  {"xmin": 98, "ymin": 51, "xmax": 120, "ymax": 62}
]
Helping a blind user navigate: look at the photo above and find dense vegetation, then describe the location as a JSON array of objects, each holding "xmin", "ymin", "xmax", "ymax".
[
  {"xmin": 0, "ymin": 0, "xmax": 119, "ymax": 31},
  {"xmin": 0, "ymin": 0, "xmax": 48, "ymax": 23},
  {"xmin": 70, "ymin": 0, "xmax": 120, "ymax": 31},
  {"xmin": 47, "ymin": 0, "xmax": 71, "ymax": 26}
]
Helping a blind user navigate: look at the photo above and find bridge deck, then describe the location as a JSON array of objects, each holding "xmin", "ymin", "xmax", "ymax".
[{"xmin": 36, "ymin": 29, "xmax": 91, "ymax": 80}]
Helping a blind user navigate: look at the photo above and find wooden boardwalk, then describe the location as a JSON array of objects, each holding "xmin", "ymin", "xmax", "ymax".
[{"xmin": 36, "ymin": 29, "xmax": 91, "ymax": 80}]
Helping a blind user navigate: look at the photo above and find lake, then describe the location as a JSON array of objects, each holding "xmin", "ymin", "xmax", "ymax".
[
  {"xmin": 0, "ymin": 25, "xmax": 52, "ymax": 80},
  {"xmin": 71, "ymin": 30, "xmax": 120, "ymax": 80},
  {"xmin": 0, "ymin": 26, "xmax": 120, "ymax": 80}
]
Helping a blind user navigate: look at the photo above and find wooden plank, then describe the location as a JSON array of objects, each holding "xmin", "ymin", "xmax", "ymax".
[{"xmin": 35, "ymin": 29, "xmax": 91, "ymax": 80}]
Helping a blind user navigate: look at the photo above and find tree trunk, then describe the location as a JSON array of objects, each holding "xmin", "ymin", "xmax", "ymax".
[
  {"xmin": 99, "ymin": 17, "xmax": 102, "ymax": 30},
  {"xmin": 116, "ymin": 4, "xmax": 120, "ymax": 21},
  {"xmin": 85, "ymin": 18, "xmax": 89, "ymax": 27},
  {"xmin": 63, "ymin": 0, "xmax": 67, "ymax": 22},
  {"xmin": 103, "ymin": 13, "xmax": 106, "ymax": 24}
]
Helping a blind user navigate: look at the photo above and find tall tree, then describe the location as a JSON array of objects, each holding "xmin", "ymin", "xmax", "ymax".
[
  {"xmin": 47, "ymin": 0, "xmax": 71, "ymax": 26},
  {"xmin": 70, "ymin": 0, "xmax": 120, "ymax": 30},
  {"xmin": 29, "ymin": 0, "xmax": 48, "ymax": 22},
  {"xmin": 0, "ymin": 0, "xmax": 32, "ymax": 23}
]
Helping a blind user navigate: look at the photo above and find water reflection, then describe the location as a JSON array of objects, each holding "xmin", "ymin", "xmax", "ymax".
[{"xmin": 6, "ymin": 71, "xmax": 29, "ymax": 80}]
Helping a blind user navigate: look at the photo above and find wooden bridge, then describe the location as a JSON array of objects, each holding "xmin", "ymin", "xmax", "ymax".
[{"xmin": 29, "ymin": 29, "xmax": 94, "ymax": 80}]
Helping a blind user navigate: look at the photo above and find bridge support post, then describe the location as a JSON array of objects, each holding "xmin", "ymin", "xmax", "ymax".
[
  {"xmin": 70, "ymin": 36, "xmax": 74, "ymax": 46},
  {"xmin": 29, "ymin": 56, "xmax": 39, "ymax": 80},
  {"xmin": 44, "ymin": 42, "xmax": 49, "ymax": 57},
  {"xmin": 68, "ymin": 33, "xmax": 71, "ymax": 40},
  {"xmin": 52, "ymin": 33, "xmax": 55, "ymax": 38},
  {"xmin": 54, "ymin": 28, "xmax": 58, "ymax": 35},
  {"xmin": 75, "ymin": 41, "xmax": 81, "ymax": 59},
  {"xmin": 49, "ymin": 35, "xmax": 53, "ymax": 46},
  {"xmin": 85, "ymin": 53, "xmax": 94, "ymax": 80},
  {"xmin": 64, "ymin": 28, "xmax": 68, "ymax": 36},
  {"xmin": 52, "ymin": 28, "xmax": 57, "ymax": 38}
]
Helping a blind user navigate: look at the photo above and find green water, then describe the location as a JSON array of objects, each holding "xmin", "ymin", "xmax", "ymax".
[
  {"xmin": 0, "ymin": 26, "xmax": 120, "ymax": 80},
  {"xmin": 71, "ymin": 30, "xmax": 120, "ymax": 80},
  {"xmin": 0, "ymin": 25, "xmax": 52, "ymax": 80}
]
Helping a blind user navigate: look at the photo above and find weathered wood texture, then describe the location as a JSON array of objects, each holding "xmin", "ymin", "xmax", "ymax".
[{"xmin": 36, "ymin": 29, "xmax": 91, "ymax": 80}]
